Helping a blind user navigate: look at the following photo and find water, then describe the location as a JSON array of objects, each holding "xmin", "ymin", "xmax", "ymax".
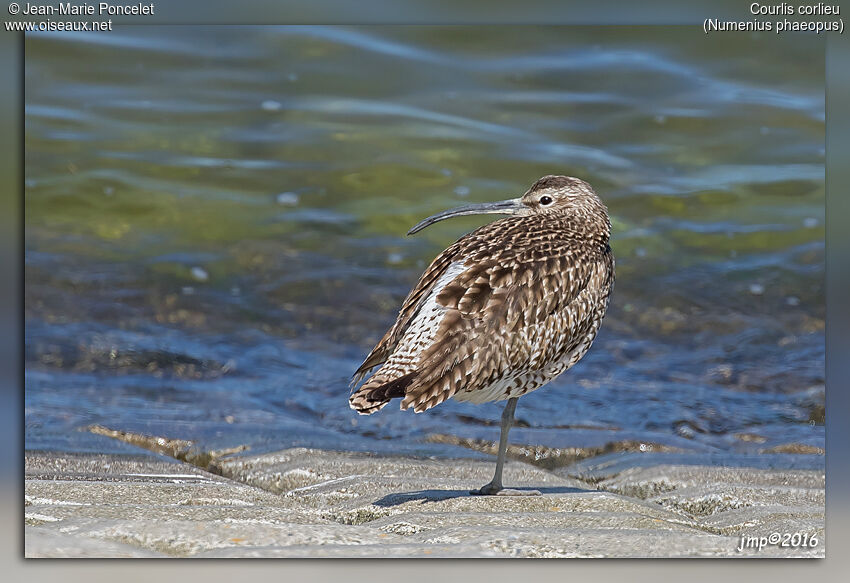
[{"xmin": 25, "ymin": 27, "xmax": 824, "ymax": 462}]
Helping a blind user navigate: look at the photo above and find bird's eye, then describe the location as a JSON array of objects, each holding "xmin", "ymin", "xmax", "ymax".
[{"xmin": 539, "ymin": 195, "xmax": 553, "ymax": 205}]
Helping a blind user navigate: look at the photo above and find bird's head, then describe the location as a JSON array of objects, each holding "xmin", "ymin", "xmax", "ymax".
[{"xmin": 407, "ymin": 175, "xmax": 610, "ymax": 237}]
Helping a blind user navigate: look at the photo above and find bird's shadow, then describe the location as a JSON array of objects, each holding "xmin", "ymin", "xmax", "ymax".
[{"xmin": 373, "ymin": 486, "xmax": 589, "ymax": 508}]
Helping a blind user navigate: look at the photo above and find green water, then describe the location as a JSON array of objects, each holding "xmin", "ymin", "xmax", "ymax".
[{"xmin": 25, "ymin": 27, "xmax": 824, "ymax": 459}]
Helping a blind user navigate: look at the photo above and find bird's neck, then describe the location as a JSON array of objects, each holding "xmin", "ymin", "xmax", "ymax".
[{"xmin": 527, "ymin": 213, "xmax": 610, "ymax": 245}]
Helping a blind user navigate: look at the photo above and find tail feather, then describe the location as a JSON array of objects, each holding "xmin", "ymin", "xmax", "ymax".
[{"xmin": 349, "ymin": 372, "xmax": 417, "ymax": 415}]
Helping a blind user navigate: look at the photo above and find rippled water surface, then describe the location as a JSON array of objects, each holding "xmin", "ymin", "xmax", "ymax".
[{"xmin": 25, "ymin": 27, "xmax": 824, "ymax": 461}]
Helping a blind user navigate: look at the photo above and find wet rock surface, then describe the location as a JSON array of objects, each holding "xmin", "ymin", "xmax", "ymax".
[{"xmin": 25, "ymin": 448, "xmax": 824, "ymax": 558}]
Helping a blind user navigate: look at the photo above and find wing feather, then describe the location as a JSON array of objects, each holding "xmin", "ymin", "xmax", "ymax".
[
  {"xmin": 352, "ymin": 241, "xmax": 463, "ymax": 383},
  {"xmin": 400, "ymin": 249, "xmax": 597, "ymax": 412}
]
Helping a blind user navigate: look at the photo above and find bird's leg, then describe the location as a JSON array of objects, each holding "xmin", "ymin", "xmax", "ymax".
[
  {"xmin": 470, "ymin": 397, "xmax": 539, "ymax": 496},
  {"xmin": 487, "ymin": 397, "xmax": 517, "ymax": 492}
]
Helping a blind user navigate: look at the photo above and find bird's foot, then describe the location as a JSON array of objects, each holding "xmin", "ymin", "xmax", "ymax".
[
  {"xmin": 469, "ymin": 484, "xmax": 541, "ymax": 496},
  {"xmin": 469, "ymin": 483, "xmax": 500, "ymax": 496}
]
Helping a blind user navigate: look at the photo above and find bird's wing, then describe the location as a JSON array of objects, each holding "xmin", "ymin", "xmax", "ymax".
[
  {"xmin": 352, "ymin": 240, "xmax": 464, "ymax": 384},
  {"xmin": 400, "ymin": 246, "xmax": 600, "ymax": 412}
]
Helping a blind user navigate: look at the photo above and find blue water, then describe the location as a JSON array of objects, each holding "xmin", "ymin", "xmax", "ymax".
[{"xmin": 25, "ymin": 26, "xmax": 824, "ymax": 462}]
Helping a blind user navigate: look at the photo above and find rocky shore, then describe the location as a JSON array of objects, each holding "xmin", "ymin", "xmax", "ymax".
[{"xmin": 25, "ymin": 443, "xmax": 824, "ymax": 558}]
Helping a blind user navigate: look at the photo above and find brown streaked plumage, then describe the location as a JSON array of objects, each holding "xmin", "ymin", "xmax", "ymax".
[{"xmin": 349, "ymin": 175, "xmax": 614, "ymax": 495}]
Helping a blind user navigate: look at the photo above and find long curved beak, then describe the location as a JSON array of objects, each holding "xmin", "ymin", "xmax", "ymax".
[{"xmin": 407, "ymin": 198, "xmax": 524, "ymax": 236}]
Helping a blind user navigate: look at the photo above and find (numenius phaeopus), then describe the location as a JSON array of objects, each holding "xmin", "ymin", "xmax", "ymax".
[{"xmin": 350, "ymin": 175, "xmax": 614, "ymax": 495}]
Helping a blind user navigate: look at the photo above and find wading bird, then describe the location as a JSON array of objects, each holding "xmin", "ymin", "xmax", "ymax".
[{"xmin": 350, "ymin": 175, "xmax": 614, "ymax": 495}]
